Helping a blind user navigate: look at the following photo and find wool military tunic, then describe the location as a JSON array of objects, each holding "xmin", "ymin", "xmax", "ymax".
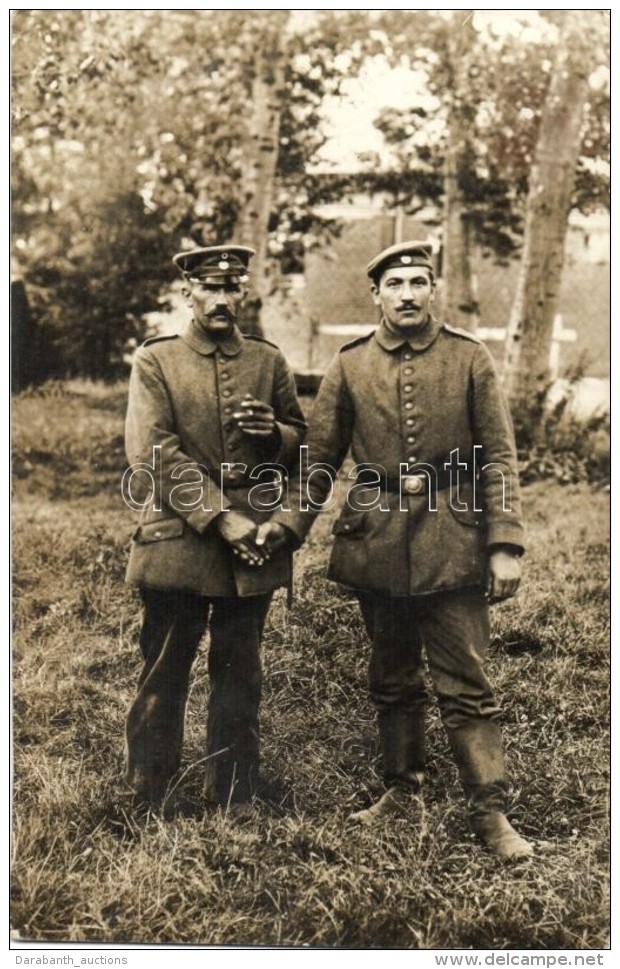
[
  {"xmin": 274, "ymin": 317, "xmax": 524, "ymax": 597},
  {"xmin": 124, "ymin": 319, "xmax": 307, "ymax": 597}
]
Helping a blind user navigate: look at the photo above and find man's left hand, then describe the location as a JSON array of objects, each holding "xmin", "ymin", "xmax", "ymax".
[
  {"xmin": 233, "ymin": 396, "xmax": 276, "ymax": 437},
  {"xmin": 487, "ymin": 549, "xmax": 521, "ymax": 602}
]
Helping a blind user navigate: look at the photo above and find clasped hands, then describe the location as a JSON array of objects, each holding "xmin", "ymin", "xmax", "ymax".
[
  {"xmin": 216, "ymin": 511, "xmax": 289, "ymax": 567},
  {"xmin": 216, "ymin": 394, "xmax": 285, "ymax": 566}
]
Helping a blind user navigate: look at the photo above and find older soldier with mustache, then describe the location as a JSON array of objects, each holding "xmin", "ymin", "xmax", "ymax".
[{"xmin": 123, "ymin": 245, "xmax": 306, "ymax": 811}]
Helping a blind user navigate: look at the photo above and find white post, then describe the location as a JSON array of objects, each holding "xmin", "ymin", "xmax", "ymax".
[
  {"xmin": 394, "ymin": 206, "xmax": 404, "ymax": 245},
  {"xmin": 548, "ymin": 314, "xmax": 577, "ymax": 380}
]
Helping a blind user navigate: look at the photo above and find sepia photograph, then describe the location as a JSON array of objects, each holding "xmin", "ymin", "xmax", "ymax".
[{"xmin": 10, "ymin": 6, "xmax": 611, "ymax": 954}]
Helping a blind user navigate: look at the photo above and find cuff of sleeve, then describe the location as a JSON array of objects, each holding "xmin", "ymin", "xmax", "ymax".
[
  {"xmin": 274, "ymin": 422, "xmax": 301, "ymax": 464},
  {"xmin": 488, "ymin": 542, "xmax": 524, "ymax": 558},
  {"xmin": 486, "ymin": 521, "xmax": 525, "ymax": 554},
  {"xmin": 270, "ymin": 510, "xmax": 310, "ymax": 549}
]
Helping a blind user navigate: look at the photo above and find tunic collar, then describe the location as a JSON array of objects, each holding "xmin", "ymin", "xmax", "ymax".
[
  {"xmin": 180, "ymin": 319, "xmax": 244, "ymax": 357},
  {"xmin": 374, "ymin": 315, "xmax": 441, "ymax": 353}
]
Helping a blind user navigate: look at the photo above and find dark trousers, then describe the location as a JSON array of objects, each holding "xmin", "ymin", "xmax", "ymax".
[
  {"xmin": 125, "ymin": 588, "xmax": 272, "ymax": 804},
  {"xmin": 358, "ymin": 590, "xmax": 502, "ymax": 787}
]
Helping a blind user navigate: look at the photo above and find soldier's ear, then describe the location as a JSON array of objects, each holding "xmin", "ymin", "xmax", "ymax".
[
  {"xmin": 182, "ymin": 286, "xmax": 192, "ymax": 307},
  {"xmin": 370, "ymin": 283, "xmax": 381, "ymax": 306}
]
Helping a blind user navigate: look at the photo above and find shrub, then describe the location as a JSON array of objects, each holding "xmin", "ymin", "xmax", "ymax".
[{"xmin": 511, "ymin": 364, "xmax": 610, "ymax": 486}]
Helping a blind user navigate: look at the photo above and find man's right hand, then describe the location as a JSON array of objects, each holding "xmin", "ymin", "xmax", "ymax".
[
  {"xmin": 215, "ymin": 511, "xmax": 267, "ymax": 567},
  {"xmin": 254, "ymin": 521, "xmax": 291, "ymax": 555}
]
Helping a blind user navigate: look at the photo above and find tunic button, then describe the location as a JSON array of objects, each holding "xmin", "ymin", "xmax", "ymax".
[
  {"xmin": 407, "ymin": 456, "xmax": 417, "ymax": 464},
  {"xmin": 407, "ymin": 435, "xmax": 416, "ymax": 444},
  {"xmin": 154, "ymin": 530, "xmax": 161, "ymax": 538},
  {"xmin": 221, "ymin": 372, "xmax": 230, "ymax": 380},
  {"xmin": 404, "ymin": 401, "xmax": 413, "ymax": 409},
  {"xmin": 404, "ymin": 384, "xmax": 413, "ymax": 392},
  {"xmin": 404, "ymin": 367, "xmax": 413, "ymax": 375},
  {"xmin": 223, "ymin": 388, "xmax": 232, "ymax": 397},
  {"xmin": 403, "ymin": 352, "xmax": 412, "ymax": 361},
  {"xmin": 405, "ymin": 418, "xmax": 414, "ymax": 426},
  {"xmin": 224, "ymin": 406, "xmax": 232, "ymax": 415}
]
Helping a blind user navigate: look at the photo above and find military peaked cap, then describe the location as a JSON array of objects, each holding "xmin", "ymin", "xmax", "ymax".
[
  {"xmin": 366, "ymin": 240, "xmax": 435, "ymax": 283},
  {"xmin": 173, "ymin": 245, "xmax": 255, "ymax": 283}
]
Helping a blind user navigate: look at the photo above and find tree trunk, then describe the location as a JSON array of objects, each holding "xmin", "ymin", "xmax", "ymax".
[
  {"xmin": 503, "ymin": 13, "xmax": 592, "ymax": 399},
  {"xmin": 237, "ymin": 12, "xmax": 288, "ymax": 335},
  {"xmin": 441, "ymin": 11, "xmax": 479, "ymax": 332}
]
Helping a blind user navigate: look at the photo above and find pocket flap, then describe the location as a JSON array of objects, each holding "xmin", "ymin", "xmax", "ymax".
[
  {"xmin": 446, "ymin": 482, "xmax": 484, "ymax": 528},
  {"xmin": 134, "ymin": 518, "xmax": 185, "ymax": 544},
  {"xmin": 332, "ymin": 509, "xmax": 367, "ymax": 537}
]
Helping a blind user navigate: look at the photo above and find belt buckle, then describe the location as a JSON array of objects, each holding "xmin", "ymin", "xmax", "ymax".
[{"xmin": 402, "ymin": 474, "xmax": 424, "ymax": 495}]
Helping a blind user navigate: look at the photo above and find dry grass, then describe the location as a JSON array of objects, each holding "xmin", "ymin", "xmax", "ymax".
[{"xmin": 11, "ymin": 382, "xmax": 610, "ymax": 948}]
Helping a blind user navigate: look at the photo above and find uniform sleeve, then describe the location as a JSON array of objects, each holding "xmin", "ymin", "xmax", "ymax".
[
  {"xmin": 272, "ymin": 352, "xmax": 354, "ymax": 544},
  {"xmin": 271, "ymin": 351, "xmax": 308, "ymax": 468},
  {"xmin": 470, "ymin": 343, "xmax": 525, "ymax": 552},
  {"xmin": 125, "ymin": 347, "xmax": 231, "ymax": 532}
]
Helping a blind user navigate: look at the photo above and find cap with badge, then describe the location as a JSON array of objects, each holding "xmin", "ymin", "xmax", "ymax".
[
  {"xmin": 366, "ymin": 240, "xmax": 435, "ymax": 283},
  {"xmin": 173, "ymin": 245, "xmax": 255, "ymax": 284}
]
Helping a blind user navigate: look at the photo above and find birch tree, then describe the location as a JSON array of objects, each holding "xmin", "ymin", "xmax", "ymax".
[
  {"xmin": 11, "ymin": 10, "xmax": 371, "ymax": 373},
  {"xmin": 371, "ymin": 10, "xmax": 608, "ymax": 341},
  {"xmin": 502, "ymin": 11, "xmax": 607, "ymax": 398},
  {"xmin": 440, "ymin": 11, "xmax": 480, "ymax": 331},
  {"xmin": 237, "ymin": 11, "xmax": 288, "ymax": 332}
]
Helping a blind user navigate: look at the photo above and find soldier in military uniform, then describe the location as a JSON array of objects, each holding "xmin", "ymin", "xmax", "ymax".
[
  {"xmin": 264, "ymin": 240, "xmax": 533, "ymax": 859},
  {"xmin": 123, "ymin": 244, "xmax": 306, "ymax": 809}
]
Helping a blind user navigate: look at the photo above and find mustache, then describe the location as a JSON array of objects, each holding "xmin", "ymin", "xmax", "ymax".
[{"xmin": 207, "ymin": 307, "xmax": 234, "ymax": 319}]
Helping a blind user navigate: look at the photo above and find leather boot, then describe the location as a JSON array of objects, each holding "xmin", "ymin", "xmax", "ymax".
[
  {"xmin": 205, "ymin": 757, "xmax": 257, "ymax": 807},
  {"xmin": 468, "ymin": 782, "xmax": 533, "ymax": 860},
  {"xmin": 447, "ymin": 720, "xmax": 533, "ymax": 860},
  {"xmin": 125, "ymin": 766, "xmax": 170, "ymax": 809},
  {"xmin": 349, "ymin": 709, "xmax": 425, "ymax": 824},
  {"xmin": 348, "ymin": 775, "xmax": 424, "ymax": 825}
]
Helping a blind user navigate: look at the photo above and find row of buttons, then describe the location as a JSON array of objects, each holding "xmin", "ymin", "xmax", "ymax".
[
  {"xmin": 217, "ymin": 357, "xmax": 240, "ymax": 453},
  {"xmin": 402, "ymin": 350, "xmax": 417, "ymax": 464}
]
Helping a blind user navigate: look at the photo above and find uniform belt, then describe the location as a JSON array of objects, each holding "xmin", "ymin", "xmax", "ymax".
[{"xmin": 356, "ymin": 467, "xmax": 472, "ymax": 495}]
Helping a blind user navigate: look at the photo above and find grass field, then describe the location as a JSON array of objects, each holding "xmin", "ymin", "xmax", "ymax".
[{"xmin": 11, "ymin": 380, "xmax": 610, "ymax": 949}]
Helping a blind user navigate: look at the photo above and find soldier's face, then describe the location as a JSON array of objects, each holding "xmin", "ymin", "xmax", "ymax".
[
  {"xmin": 371, "ymin": 267, "xmax": 435, "ymax": 331},
  {"xmin": 186, "ymin": 279, "xmax": 247, "ymax": 336}
]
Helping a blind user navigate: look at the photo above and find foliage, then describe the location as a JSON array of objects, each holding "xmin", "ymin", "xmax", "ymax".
[
  {"xmin": 511, "ymin": 365, "xmax": 610, "ymax": 486},
  {"xmin": 369, "ymin": 10, "xmax": 609, "ymax": 260},
  {"xmin": 12, "ymin": 11, "xmax": 177, "ymax": 379},
  {"xmin": 11, "ymin": 10, "xmax": 376, "ymax": 378},
  {"xmin": 11, "ymin": 383, "xmax": 609, "ymax": 947},
  {"xmin": 123, "ymin": 11, "xmax": 379, "ymax": 269},
  {"xmin": 11, "ymin": 11, "xmax": 609, "ymax": 380}
]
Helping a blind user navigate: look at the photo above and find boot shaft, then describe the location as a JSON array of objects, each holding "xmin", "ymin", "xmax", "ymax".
[
  {"xmin": 446, "ymin": 720, "xmax": 506, "ymax": 789},
  {"xmin": 378, "ymin": 709, "xmax": 426, "ymax": 786}
]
